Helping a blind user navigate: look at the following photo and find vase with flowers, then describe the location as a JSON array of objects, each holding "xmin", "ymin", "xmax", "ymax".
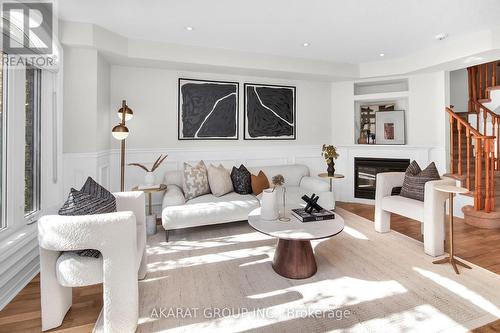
[
  {"xmin": 128, "ymin": 154, "xmax": 168, "ymax": 187},
  {"xmin": 271, "ymin": 174, "xmax": 290, "ymax": 222},
  {"xmin": 321, "ymin": 144, "xmax": 339, "ymax": 177}
]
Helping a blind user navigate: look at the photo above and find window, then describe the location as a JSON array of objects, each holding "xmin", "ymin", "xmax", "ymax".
[
  {"xmin": 0, "ymin": 59, "xmax": 5, "ymax": 229},
  {"xmin": 24, "ymin": 67, "xmax": 41, "ymax": 217}
]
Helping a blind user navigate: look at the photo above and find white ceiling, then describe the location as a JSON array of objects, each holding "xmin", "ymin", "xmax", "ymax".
[{"xmin": 57, "ymin": 0, "xmax": 500, "ymax": 64}]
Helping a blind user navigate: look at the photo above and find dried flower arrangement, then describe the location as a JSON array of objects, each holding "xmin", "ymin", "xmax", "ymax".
[
  {"xmin": 271, "ymin": 174, "xmax": 285, "ymax": 192},
  {"xmin": 128, "ymin": 154, "xmax": 168, "ymax": 173}
]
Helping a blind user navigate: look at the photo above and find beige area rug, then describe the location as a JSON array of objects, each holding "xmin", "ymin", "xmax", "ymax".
[{"xmin": 137, "ymin": 208, "xmax": 500, "ymax": 333}]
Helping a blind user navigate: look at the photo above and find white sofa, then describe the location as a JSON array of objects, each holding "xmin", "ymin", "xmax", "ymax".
[
  {"xmin": 374, "ymin": 172, "xmax": 455, "ymax": 257},
  {"xmin": 161, "ymin": 164, "xmax": 332, "ymax": 240},
  {"xmin": 38, "ymin": 191, "xmax": 147, "ymax": 333}
]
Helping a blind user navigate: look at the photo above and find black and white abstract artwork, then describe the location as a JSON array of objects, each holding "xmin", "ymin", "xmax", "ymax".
[
  {"xmin": 178, "ymin": 78, "xmax": 239, "ymax": 140},
  {"xmin": 244, "ymin": 83, "xmax": 296, "ymax": 140}
]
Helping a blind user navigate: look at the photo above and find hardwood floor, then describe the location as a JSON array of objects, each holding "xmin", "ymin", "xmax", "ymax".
[{"xmin": 0, "ymin": 203, "xmax": 499, "ymax": 333}]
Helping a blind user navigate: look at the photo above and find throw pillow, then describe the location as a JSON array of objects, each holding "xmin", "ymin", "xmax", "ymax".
[
  {"xmin": 400, "ymin": 161, "xmax": 441, "ymax": 201},
  {"xmin": 231, "ymin": 165, "xmax": 252, "ymax": 195},
  {"xmin": 182, "ymin": 161, "xmax": 210, "ymax": 200},
  {"xmin": 59, "ymin": 177, "xmax": 117, "ymax": 258},
  {"xmin": 59, "ymin": 188, "xmax": 117, "ymax": 216},
  {"xmin": 207, "ymin": 164, "xmax": 233, "ymax": 197},
  {"xmin": 251, "ymin": 170, "xmax": 270, "ymax": 195}
]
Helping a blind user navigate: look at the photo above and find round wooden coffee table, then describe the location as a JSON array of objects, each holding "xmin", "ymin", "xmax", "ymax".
[{"xmin": 248, "ymin": 208, "xmax": 344, "ymax": 279}]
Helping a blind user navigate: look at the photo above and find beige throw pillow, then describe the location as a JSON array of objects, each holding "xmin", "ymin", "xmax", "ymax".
[
  {"xmin": 182, "ymin": 161, "xmax": 210, "ymax": 200},
  {"xmin": 207, "ymin": 164, "xmax": 233, "ymax": 197}
]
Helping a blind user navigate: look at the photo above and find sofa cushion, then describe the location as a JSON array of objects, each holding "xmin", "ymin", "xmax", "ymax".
[
  {"xmin": 207, "ymin": 164, "xmax": 233, "ymax": 197},
  {"xmin": 182, "ymin": 161, "xmax": 210, "ymax": 200},
  {"xmin": 251, "ymin": 170, "xmax": 270, "ymax": 195},
  {"xmin": 231, "ymin": 165, "xmax": 252, "ymax": 194},
  {"xmin": 380, "ymin": 195, "xmax": 424, "ymax": 222},
  {"xmin": 56, "ymin": 251, "xmax": 103, "ymax": 287},
  {"xmin": 249, "ymin": 165, "xmax": 309, "ymax": 186},
  {"xmin": 400, "ymin": 161, "xmax": 440, "ymax": 201},
  {"xmin": 162, "ymin": 192, "xmax": 260, "ymax": 230}
]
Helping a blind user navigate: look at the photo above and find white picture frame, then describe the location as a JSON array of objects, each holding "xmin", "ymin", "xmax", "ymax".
[{"xmin": 375, "ymin": 110, "xmax": 405, "ymax": 145}]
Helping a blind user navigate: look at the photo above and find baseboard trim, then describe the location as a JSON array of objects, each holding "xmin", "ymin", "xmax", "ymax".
[{"xmin": 0, "ymin": 257, "xmax": 39, "ymax": 310}]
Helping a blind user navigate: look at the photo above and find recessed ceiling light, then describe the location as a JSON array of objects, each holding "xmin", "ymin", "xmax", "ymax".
[
  {"xmin": 379, "ymin": 53, "xmax": 385, "ymax": 57},
  {"xmin": 435, "ymin": 33, "xmax": 448, "ymax": 41},
  {"xmin": 302, "ymin": 42, "xmax": 310, "ymax": 47},
  {"xmin": 185, "ymin": 26, "xmax": 194, "ymax": 31}
]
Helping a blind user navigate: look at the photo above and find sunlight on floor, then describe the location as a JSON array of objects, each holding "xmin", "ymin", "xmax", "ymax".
[
  {"xmin": 147, "ymin": 232, "xmax": 272, "ymax": 255},
  {"xmin": 413, "ymin": 267, "xmax": 500, "ymax": 317},
  {"xmin": 156, "ymin": 278, "xmax": 408, "ymax": 332},
  {"xmin": 342, "ymin": 225, "xmax": 369, "ymax": 240},
  {"xmin": 147, "ymin": 245, "xmax": 275, "ymax": 272},
  {"xmin": 347, "ymin": 304, "xmax": 466, "ymax": 333}
]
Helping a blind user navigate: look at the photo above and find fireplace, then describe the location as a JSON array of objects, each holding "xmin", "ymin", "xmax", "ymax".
[{"xmin": 354, "ymin": 157, "xmax": 410, "ymax": 199}]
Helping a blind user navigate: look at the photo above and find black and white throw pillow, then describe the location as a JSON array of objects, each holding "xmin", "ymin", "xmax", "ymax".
[
  {"xmin": 231, "ymin": 165, "xmax": 252, "ymax": 195},
  {"xmin": 59, "ymin": 178, "xmax": 116, "ymax": 258},
  {"xmin": 400, "ymin": 161, "xmax": 440, "ymax": 202}
]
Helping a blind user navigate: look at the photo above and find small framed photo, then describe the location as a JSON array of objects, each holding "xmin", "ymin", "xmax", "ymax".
[{"xmin": 375, "ymin": 110, "xmax": 405, "ymax": 145}]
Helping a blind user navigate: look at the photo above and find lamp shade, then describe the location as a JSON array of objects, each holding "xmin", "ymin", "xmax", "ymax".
[
  {"xmin": 117, "ymin": 105, "xmax": 133, "ymax": 122},
  {"xmin": 112, "ymin": 124, "xmax": 129, "ymax": 140}
]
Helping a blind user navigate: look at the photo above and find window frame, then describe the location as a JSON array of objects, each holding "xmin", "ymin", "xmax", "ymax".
[
  {"xmin": 0, "ymin": 61, "xmax": 8, "ymax": 230},
  {"xmin": 24, "ymin": 67, "xmax": 42, "ymax": 223}
]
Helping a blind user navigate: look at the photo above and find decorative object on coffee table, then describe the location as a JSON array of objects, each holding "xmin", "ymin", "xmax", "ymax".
[
  {"xmin": 129, "ymin": 154, "xmax": 168, "ymax": 187},
  {"xmin": 321, "ymin": 144, "xmax": 339, "ymax": 176},
  {"xmin": 248, "ymin": 208, "xmax": 344, "ymax": 279},
  {"xmin": 111, "ymin": 100, "xmax": 134, "ymax": 191},
  {"xmin": 318, "ymin": 173, "xmax": 344, "ymax": 210},
  {"xmin": 301, "ymin": 193, "xmax": 323, "ymax": 213},
  {"xmin": 432, "ymin": 185, "xmax": 472, "ymax": 274},
  {"xmin": 132, "ymin": 184, "xmax": 168, "ymax": 235},
  {"xmin": 260, "ymin": 188, "xmax": 279, "ymax": 221},
  {"xmin": 272, "ymin": 174, "xmax": 289, "ymax": 221}
]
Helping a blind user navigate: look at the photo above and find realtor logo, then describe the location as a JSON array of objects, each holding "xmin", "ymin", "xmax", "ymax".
[{"xmin": 2, "ymin": 2, "xmax": 53, "ymax": 54}]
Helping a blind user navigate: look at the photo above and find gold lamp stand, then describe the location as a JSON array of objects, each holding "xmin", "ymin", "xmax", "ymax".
[{"xmin": 111, "ymin": 100, "xmax": 133, "ymax": 192}]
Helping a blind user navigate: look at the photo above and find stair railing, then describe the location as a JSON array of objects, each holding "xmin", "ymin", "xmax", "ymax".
[
  {"xmin": 446, "ymin": 107, "xmax": 495, "ymax": 212},
  {"xmin": 468, "ymin": 60, "xmax": 500, "ymax": 112},
  {"xmin": 471, "ymin": 100, "xmax": 500, "ymax": 171}
]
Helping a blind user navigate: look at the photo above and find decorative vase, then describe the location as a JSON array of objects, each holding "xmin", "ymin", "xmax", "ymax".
[
  {"xmin": 261, "ymin": 189, "xmax": 279, "ymax": 221},
  {"xmin": 327, "ymin": 160, "xmax": 335, "ymax": 177},
  {"xmin": 144, "ymin": 171, "xmax": 155, "ymax": 187},
  {"xmin": 279, "ymin": 186, "xmax": 290, "ymax": 222}
]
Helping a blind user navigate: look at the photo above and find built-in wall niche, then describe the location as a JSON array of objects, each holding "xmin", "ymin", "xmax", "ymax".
[
  {"xmin": 354, "ymin": 78, "xmax": 408, "ymax": 96},
  {"xmin": 353, "ymin": 78, "xmax": 409, "ymax": 145}
]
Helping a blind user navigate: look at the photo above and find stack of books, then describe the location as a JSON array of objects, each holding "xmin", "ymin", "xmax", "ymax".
[{"xmin": 291, "ymin": 208, "xmax": 335, "ymax": 222}]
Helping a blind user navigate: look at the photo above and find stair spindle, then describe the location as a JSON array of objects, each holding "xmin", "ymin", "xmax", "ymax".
[
  {"xmin": 450, "ymin": 117, "xmax": 455, "ymax": 174},
  {"xmin": 485, "ymin": 140, "xmax": 492, "ymax": 213},
  {"xmin": 475, "ymin": 137, "xmax": 482, "ymax": 210},
  {"xmin": 458, "ymin": 122, "xmax": 462, "ymax": 175},
  {"xmin": 466, "ymin": 128, "xmax": 471, "ymax": 189}
]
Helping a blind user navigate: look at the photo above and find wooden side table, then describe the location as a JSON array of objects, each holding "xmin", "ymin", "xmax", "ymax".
[
  {"xmin": 132, "ymin": 184, "xmax": 167, "ymax": 235},
  {"xmin": 318, "ymin": 173, "xmax": 345, "ymax": 209},
  {"xmin": 432, "ymin": 185, "xmax": 471, "ymax": 274}
]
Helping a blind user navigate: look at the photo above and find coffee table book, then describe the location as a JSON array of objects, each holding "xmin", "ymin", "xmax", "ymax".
[{"xmin": 291, "ymin": 208, "xmax": 335, "ymax": 222}]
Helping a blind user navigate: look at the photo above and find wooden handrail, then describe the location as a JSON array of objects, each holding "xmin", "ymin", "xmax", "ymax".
[
  {"xmin": 446, "ymin": 106, "xmax": 496, "ymax": 213},
  {"xmin": 445, "ymin": 107, "xmax": 493, "ymax": 139}
]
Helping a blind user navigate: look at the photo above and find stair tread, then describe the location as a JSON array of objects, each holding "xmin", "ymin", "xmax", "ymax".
[{"xmin": 486, "ymin": 85, "xmax": 500, "ymax": 91}]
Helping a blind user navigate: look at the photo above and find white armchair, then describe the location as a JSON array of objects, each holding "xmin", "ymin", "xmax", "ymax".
[
  {"xmin": 374, "ymin": 172, "xmax": 455, "ymax": 257},
  {"xmin": 38, "ymin": 191, "xmax": 147, "ymax": 333}
]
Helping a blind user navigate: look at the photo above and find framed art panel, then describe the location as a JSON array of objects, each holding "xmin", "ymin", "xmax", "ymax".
[
  {"xmin": 178, "ymin": 78, "xmax": 239, "ymax": 140},
  {"xmin": 375, "ymin": 110, "xmax": 405, "ymax": 145},
  {"xmin": 244, "ymin": 83, "xmax": 296, "ymax": 140}
]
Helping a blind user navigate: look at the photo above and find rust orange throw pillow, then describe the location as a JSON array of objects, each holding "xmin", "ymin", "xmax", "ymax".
[{"xmin": 251, "ymin": 171, "xmax": 270, "ymax": 195}]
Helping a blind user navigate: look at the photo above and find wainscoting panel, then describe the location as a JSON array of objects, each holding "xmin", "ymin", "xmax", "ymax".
[{"xmin": 63, "ymin": 144, "xmax": 444, "ymax": 208}]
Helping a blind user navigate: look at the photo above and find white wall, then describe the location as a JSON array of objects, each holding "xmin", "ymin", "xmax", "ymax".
[
  {"xmin": 449, "ymin": 68, "xmax": 468, "ymax": 112},
  {"xmin": 108, "ymin": 65, "xmax": 332, "ymax": 150}
]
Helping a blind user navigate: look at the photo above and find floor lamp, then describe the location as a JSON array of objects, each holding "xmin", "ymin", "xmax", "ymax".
[{"xmin": 111, "ymin": 100, "xmax": 134, "ymax": 192}]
